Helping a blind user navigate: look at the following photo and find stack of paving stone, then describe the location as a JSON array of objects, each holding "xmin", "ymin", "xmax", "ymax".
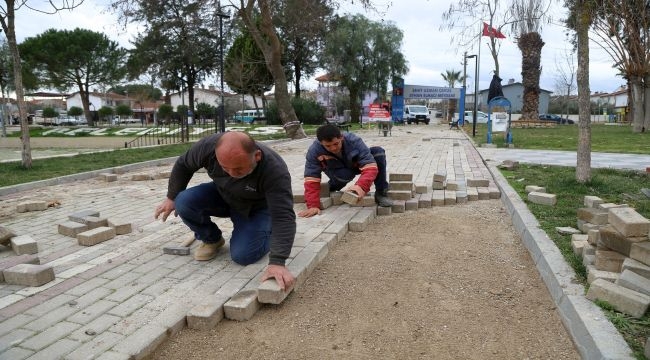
[
  {"xmin": 58, "ymin": 209, "xmax": 132, "ymax": 246},
  {"xmin": 429, "ymin": 171, "xmax": 500, "ymax": 205},
  {"xmin": 0, "ymin": 226, "xmax": 53, "ymax": 287},
  {"xmin": 568, "ymin": 195, "xmax": 650, "ymax": 318}
]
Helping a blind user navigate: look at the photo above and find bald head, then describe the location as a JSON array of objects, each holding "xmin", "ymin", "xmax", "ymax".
[{"xmin": 215, "ymin": 131, "xmax": 261, "ymax": 178}]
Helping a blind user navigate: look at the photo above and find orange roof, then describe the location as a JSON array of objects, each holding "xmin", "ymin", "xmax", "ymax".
[{"xmin": 315, "ymin": 73, "xmax": 340, "ymax": 82}]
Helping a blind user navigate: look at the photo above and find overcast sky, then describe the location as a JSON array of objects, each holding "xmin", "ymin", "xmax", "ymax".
[{"xmin": 15, "ymin": 0, "xmax": 623, "ymax": 95}]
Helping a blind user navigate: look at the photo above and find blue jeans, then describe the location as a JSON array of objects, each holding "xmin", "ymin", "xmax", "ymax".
[
  {"xmin": 174, "ymin": 182, "xmax": 271, "ymax": 265},
  {"xmin": 328, "ymin": 146, "xmax": 389, "ymax": 192}
]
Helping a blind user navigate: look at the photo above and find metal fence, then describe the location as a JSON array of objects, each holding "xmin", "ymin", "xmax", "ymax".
[{"xmin": 124, "ymin": 122, "xmax": 217, "ymax": 148}]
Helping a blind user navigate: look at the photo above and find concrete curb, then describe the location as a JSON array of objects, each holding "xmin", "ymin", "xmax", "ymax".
[{"xmin": 484, "ymin": 154, "xmax": 634, "ymax": 359}]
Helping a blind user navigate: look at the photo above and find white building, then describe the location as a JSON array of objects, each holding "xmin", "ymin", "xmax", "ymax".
[{"xmin": 168, "ymin": 86, "xmax": 261, "ymax": 111}]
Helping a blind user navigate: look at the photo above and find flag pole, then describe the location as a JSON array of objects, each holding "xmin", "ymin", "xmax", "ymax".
[{"xmin": 473, "ymin": 23, "xmax": 482, "ymax": 137}]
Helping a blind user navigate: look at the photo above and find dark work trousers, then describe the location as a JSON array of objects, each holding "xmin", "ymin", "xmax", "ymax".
[
  {"xmin": 174, "ymin": 182, "xmax": 271, "ymax": 265},
  {"xmin": 327, "ymin": 146, "xmax": 389, "ymax": 193}
]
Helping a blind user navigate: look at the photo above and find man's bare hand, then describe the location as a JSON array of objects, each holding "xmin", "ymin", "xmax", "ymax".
[
  {"xmin": 261, "ymin": 264, "xmax": 295, "ymax": 291},
  {"xmin": 298, "ymin": 207, "xmax": 321, "ymax": 218},
  {"xmin": 154, "ymin": 198, "xmax": 176, "ymax": 222}
]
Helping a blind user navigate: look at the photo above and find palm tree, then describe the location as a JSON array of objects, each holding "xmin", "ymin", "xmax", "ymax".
[
  {"xmin": 510, "ymin": 0, "xmax": 548, "ymax": 121},
  {"xmin": 441, "ymin": 69, "xmax": 464, "ymax": 123}
]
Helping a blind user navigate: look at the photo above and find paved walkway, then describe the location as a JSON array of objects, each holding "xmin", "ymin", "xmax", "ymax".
[
  {"xmin": 0, "ymin": 124, "xmax": 634, "ymax": 359},
  {"xmin": 477, "ymin": 147, "xmax": 650, "ymax": 172}
]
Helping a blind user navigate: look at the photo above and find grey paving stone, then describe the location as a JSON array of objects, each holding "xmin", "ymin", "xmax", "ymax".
[
  {"xmin": 0, "ymin": 346, "xmax": 33, "ymax": 360},
  {"xmin": 68, "ymin": 314, "xmax": 122, "ymax": 342},
  {"xmin": 20, "ymin": 321, "xmax": 80, "ymax": 351},
  {"xmin": 109, "ymin": 324, "xmax": 168, "ymax": 359},
  {"xmin": 65, "ymin": 331, "xmax": 124, "ymax": 360},
  {"xmin": 0, "ymin": 328, "xmax": 35, "ymax": 353}
]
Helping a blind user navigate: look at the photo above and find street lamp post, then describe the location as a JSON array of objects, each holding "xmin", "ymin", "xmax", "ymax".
[
  {"xmin": 464, "ymin": 54, "xmax": 477, "ymax": 136},
  {"xmin": 461, "ymin": 52, "xmax": 468, "ymax": 126},
  {"xmin": 217, "ymin": 11, "xmax": 229, "ymax": 133}
]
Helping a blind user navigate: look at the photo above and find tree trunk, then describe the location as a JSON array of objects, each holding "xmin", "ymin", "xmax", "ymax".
[
  {"xmin": 2, "ymin": 3, "xmax": 32, "ymax": 168},
  {"xmin": 644, "ymin": 74, "xmax": 650, "ymax": 132},
  {"xmin": 79, "ymin": 82, "xmax": 95, "ymax": 127},
  {"xmin": 240, "ymin": 0, "xmax": 306, "ymax": 139},
  {"xmin": 293, "ymin": 57, "xmax": 301, "ymax": 98},
  {"xmin": 575, "ymin": 2, "xmax": 591, "ymax": 183},
  {"xmin": 518, "ymin": 32, "xmax": 544, "ymax": 121},
  {"xmin": 348, "ymin": 86, "xmax": 360, "ymax": 124},
  {"xmin": 630, "ymin": 76, "xmax": 644, "ymax": 132}
]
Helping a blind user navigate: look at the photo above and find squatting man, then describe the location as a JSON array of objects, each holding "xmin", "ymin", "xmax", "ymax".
[
  {"xmin": 154, "ymin": 131, "xmax": 295, "ymax": 290},
  {"xmin": 298, "ymin": 123, "xmax": 392, "ymax": 218}
]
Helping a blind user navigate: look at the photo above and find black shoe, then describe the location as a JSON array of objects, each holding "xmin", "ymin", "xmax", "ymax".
[{"xmin": 374, "ymin": 189, "xmax": 393, "ymax": 207}]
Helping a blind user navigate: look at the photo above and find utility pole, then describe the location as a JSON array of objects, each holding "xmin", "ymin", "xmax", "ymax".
[
  {"xmin": 461, "ymin": 51, "xmax": 469, "ymax": 125},
  {"xmin": 217, "ymin": 10, "xmax": 229, "ymax": 133}
]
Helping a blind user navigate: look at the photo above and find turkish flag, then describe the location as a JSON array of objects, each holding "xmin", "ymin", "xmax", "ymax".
[{"xmin": 482, "ymin": 22, "xmax": 506, "ymax": 39}]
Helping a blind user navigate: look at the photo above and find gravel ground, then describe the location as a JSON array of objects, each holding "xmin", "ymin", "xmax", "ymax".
[{"xmin": 151, "ymin": 201, "xmax": 579, "ymax": 360}]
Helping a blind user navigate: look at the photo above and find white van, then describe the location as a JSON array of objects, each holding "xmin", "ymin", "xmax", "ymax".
[
  {"xmin": 403, "ymin": 105, "xmax": 430, "ymax": 125},
  {"xmin": 462, "ymin": 111, "xmax": 488, "ymax": 124}
]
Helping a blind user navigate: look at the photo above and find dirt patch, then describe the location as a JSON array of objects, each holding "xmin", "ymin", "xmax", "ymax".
[{"xmin": 151, "ymin": 200, "xmax": 579, "ymax": 360}]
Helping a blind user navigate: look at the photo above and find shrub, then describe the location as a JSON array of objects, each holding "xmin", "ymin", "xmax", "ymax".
[
  {"xmin": 115, "ymin": 104, "xmax": 132, "ymax": 117},
  {"xmin": 265, "ymin": 97, "xmax": 325, "ymax": 125},
  {"xmin": 67, "ymin": 106, "xmax": 83, "ymax": 117},
  {"xmin": 157, "ymin": 104, "xmax": 174, "ymax": 123},
  {"xmin": 42, "ymin": 107, "xmax": 59, "ymax": 118}
]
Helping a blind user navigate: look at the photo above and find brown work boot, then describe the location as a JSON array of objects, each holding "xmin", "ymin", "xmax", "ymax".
[{"xmin": 194, "ymin": 237, "xmax": 225, "ymax": 261}]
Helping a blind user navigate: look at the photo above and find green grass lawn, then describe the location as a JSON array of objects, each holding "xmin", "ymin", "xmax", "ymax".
[
  {"xmin": 467, "ymin": 122, "xmax": 650, "ymax": 154},
  {"xmin": 0, "ymin": 124, "xmax": 323, "ymax": 188}
]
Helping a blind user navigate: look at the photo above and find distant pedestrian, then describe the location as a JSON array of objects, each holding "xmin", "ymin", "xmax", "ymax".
[{"xmin": 488, "ymin": 74, "xmax": 504, "ymax": 103}]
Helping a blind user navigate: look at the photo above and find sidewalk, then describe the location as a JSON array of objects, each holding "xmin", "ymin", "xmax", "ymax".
[
  {"xmin": 477, "ymin": 146, "xmax": 650, "ymax": 172},
  {"xmin": 0, "ymin": 124, "xmax": 633, "ymax": 359}
]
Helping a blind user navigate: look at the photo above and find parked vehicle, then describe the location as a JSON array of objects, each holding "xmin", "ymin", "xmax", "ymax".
[
  {"xmin": 462, "ymin": 110, "xmax": 489, "ymax": 124},
  {"xmin": 539, "ymin": 114, "xmax": 574, "ymax": 124},
  {"xmin": 111, "ymin": 116, "xmax": 141, "ymax": 125},
  {"xmin": 233, "ymin": 109, "xmax": 265, "ymax": 124},
  {"xmin": 55, "ymin": 116, "xmax": 86, "ymax": 126},
  {"xmin": 403, "ymin": 105, "xmax": 430, "ymax": 124}
]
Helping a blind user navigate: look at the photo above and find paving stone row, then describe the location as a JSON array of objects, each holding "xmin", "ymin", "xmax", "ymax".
[{"xmin": 0, "ymin": 126, "xmax": 503, "ymax": 359}]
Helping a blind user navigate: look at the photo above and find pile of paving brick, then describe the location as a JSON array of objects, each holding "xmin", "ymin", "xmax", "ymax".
[
  {"xmin": 0, "ymin": 205, "xmax": 132, "ymax": 288},
  {"xmin": 567, "ymin": 195, "xmax": 650, "ymax": 319},
  {"xmin": 294, "ymin": 172, "xmax": 501, "ymax": 217}
]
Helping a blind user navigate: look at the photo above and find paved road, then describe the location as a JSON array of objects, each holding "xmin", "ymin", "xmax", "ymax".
[{"xmin": 0, "ymin": 124, "xmax": 635, "ymax": 359}]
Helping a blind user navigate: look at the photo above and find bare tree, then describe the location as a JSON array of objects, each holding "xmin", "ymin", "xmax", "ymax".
[
  {"xmin": 234, "ymin": 0, "xmax": 306, "ymax": 139},
  {"xmin": 553, "ymin": 47, "xmax": 577, "ymax": 121},
  {"xmin": 0, "ymin": 0, "xmax": 83, "ymax": 168},
  {"xmin": 441, "ymin": 0, "xmax": 512, "ymax": 77},
  {"xmin": 591, "ymin": 0, "xmax": 650, "ymax": 132}
]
